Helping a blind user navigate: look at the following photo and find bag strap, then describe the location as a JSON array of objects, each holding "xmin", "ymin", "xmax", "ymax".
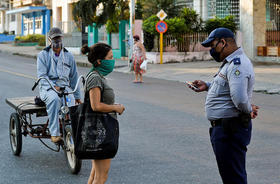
[{"xmin": 84, "ymin": 71, "xmax": 104, "ymax": 103}]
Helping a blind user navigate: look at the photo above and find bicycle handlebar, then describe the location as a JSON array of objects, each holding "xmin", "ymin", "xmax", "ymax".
[{"xmin": 32, "ymin": 75, "xmax": 85, "ymax": 95}]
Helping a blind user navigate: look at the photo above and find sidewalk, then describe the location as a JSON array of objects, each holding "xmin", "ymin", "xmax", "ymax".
[
  {"xmin": 0, "ymin": 43, "xmax": 128, "ymax": 68},
  {"xmin": 1, "ymin": 43, "xmax": 280, "ymax": 94},
  {"xmin": 115, "ymin": 62, "xmax": 280, "ymax": 94}
]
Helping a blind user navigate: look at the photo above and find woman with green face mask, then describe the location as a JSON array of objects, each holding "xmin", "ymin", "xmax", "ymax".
[{"xmin": 81, "ymin": 43, "xmax": 125, "ymax": 184}]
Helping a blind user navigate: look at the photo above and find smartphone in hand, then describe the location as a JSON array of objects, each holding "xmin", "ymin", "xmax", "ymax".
[{"xmin": 185, "ymin": 81, "xmax": 199, "ymax": 91}]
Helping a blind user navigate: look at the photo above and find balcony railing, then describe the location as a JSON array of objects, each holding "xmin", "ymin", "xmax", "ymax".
[
  {"xmin": 13, "ymin": 0, "xmax": 22, "ymax": 7},
  {"xmin": 13, "ymin": 0, "xmax": 47, "ymax": 7}
]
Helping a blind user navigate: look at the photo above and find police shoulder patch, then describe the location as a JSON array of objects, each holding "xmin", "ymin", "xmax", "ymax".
[{"xmin": 232, "ymin": 58, "xmax": 241, "ymax": 65}]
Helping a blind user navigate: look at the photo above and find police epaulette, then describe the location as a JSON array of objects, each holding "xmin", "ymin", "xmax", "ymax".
[{"xmin": 232, "ymin": 58, "xmax": 241, "ymax": 65}]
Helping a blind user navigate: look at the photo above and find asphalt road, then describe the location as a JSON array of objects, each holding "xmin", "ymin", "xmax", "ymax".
[{"xmin": 0, "ymin": 53, "xmax": 280, "ymax": 184}]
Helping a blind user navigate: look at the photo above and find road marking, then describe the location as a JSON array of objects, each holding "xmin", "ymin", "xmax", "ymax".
[{"xmin": 0, "ymin": 67, "xmax": 36, "ymax": 80}]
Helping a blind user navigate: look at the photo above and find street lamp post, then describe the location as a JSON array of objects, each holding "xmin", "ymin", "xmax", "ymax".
[{"xmin": 129, "ymin": 0, "xmax": 135, "ymax": 66}]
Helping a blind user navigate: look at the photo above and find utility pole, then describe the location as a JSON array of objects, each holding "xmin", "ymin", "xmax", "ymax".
[{"xmin": 129, "ymin": 0, "xmax": 135, "ymax": 65}]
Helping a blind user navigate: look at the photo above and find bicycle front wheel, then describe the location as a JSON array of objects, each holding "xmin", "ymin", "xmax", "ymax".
[{"xmin": 64, "ymin": 125, "xmax": 82, "ymax": 174}]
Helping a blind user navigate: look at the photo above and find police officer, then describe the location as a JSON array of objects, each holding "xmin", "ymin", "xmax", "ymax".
[
  {"xmin": 37, "ymin": 27, "xmax": 82, "ymax": 143},
  {"xmin": 188, "ymin": 28, "xmax": 259, "ymax": 184}
]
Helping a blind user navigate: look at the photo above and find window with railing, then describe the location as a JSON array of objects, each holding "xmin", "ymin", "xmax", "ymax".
[
  {"xmin": 35, "ymin": 16, "xmax": 41, "ymax": 29},
  {"xmin": 11, "ymin": 14, "xmax": 15, "ymax": 22},
  {"xmin": 266, "ymin": 0, "xmax": 280, "ymax": 46}
]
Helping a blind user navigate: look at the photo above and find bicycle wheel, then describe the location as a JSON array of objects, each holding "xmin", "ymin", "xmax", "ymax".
[
  {"xmin": 64, "ymin": 125, "xmax": 82, "ymax": 174},
  {"xmin": 9, "ymin": 113, "xmax": 22, "ymax": 156}
]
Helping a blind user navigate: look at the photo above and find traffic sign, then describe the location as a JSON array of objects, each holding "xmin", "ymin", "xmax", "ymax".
[
  {"xmin": 156, "ymin": 21, "xmax": 168, "ymax": 34},
  {"xmin": 157, "ymin": 9, "xmax": 167, "ymax": 20}
]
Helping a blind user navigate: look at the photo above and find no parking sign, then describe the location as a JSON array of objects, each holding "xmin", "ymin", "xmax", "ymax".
[{"xmin": 156, "ymin": 21, "xmax": 168, "ymax": 34}]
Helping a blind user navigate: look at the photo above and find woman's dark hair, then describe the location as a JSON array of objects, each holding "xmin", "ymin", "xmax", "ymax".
[
  {"xmin": 81, "ymin": 43, "xmax": 112, "ymax": 67},
  {"xmin": 133, "ymin": 35, "xmax": 140, "ymax": 41}
]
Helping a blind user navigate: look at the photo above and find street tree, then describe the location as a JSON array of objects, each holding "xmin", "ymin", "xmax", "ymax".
[
  {"xmin": 72, "ymin": 0, "xmax": 129, "ymax": 33},
  {"xmin": 179, "ymin": 7, "xmax": 203, "ymax": 33}
]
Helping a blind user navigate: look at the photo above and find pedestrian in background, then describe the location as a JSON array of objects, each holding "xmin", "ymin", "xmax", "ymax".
[
  {"xmin": 132, "ymin": 35, "xmax": 146, "ymax": 83},
  {"xmin": 188, "ymin": 27, "xmax": 259, "ymax": 184},
  {"xmin": 81, "ymin": 43, "xmax": 125, "ymax": 184}
]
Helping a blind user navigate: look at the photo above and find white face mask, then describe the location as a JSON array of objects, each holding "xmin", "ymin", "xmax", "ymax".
[{"xmin": 51, "ymin": 39, "xmax": 63, "ymax": 49}]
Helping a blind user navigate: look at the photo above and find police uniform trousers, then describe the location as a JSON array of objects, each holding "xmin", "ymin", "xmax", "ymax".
[
  {"xmin": 209, "ymin": 120, "xmax": 252, "ymax": 184},
  {"xmin": 40, "ymin": 89, "xmax": 75, "ymax": 136}
]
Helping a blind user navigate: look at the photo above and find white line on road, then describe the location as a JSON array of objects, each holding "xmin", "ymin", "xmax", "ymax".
[{"xmin": 0, "ymin": 67, "xmax": 36, "ymax": 80}]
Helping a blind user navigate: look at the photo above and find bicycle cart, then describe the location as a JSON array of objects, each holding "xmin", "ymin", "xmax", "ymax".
[{"xmin": 5, "ymin": 76, "xmax": 85, "ymax": 174}]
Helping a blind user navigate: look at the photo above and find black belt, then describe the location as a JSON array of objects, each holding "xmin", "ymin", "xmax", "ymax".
[
  {"xmin": 210, "ymin": 119, "xmax": 222, "ymax": 127},
  {"xmin": 210, "ymin": 114, "xmax": 251, "ymax": 128}
]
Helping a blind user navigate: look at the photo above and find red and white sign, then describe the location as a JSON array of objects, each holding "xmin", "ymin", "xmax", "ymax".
[{"xmin": 156, "ymin": 21, "xmax": 168, "ymax": 34}]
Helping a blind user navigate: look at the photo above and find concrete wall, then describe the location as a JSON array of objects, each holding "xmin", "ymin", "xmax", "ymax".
[
  {"xmin": 240, "ymin": 0, "xmax": 266, "ymax": 60},
  {"xmin": 146, "ymin": 51, "xmax": 212, "ymax": 64},
  {"xmin": 0, "ymin": 11, "xmax": 4, "ymax": 33},
  {"xmin": 135, "ymin": 19, "xmax": 143, "ymax": 42},
  {"xmin": 9, "ymin": 16, "xmax": 17, "ymax": 34}
]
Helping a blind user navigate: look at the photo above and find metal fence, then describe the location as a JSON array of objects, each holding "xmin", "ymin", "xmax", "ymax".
[
  {"xmin": 163, "ymin": 32, "xmax": 208, "ymax": 52},
  {"xmin": 266, "ymin": 0, "xmax": 280, "ymax": 46}
]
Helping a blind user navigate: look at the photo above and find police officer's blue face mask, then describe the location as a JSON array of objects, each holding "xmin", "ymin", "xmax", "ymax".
[{"xmin": 210, "ymin": 40, "xmax": 226, "ymax": 62}]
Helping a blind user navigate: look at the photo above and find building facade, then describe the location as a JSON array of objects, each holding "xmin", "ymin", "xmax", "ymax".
[
  {"xmin": 175, "ymin": 0, "xmax": 194, "ymax": 9},
  {"xmin": 52, "ymin": 0, "xmax": 78, "ymax": 34},
  {"xmin": 0, "ymin": 0, "xmax": 8, "ymax": 33},
  {"xmin": 190, "ymin": 0, "xmax": 278, "ymax": 61},
  {"xmin": 6, "ymin": 0, "xmax": 51, "ymax": 36}
]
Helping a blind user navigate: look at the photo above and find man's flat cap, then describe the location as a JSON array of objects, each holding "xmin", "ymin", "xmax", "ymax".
[{"xmin": 48, "ymin": 27, "xmax": 63, "ymax": 39}]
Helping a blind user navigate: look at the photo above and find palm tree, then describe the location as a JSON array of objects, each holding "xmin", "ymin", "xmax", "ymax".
[{"xmin": 72, "ymin": 0, "xmax": 129, "ymax": 32}]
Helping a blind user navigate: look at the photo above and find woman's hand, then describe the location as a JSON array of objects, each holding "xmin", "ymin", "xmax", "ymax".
[
  {"xmin": 191, "ymin": 80, "xmax": 208, "ymax": 92},
  {"xmin": 115, "ymin": 104, "xmax": 125, "ymax": 115}
]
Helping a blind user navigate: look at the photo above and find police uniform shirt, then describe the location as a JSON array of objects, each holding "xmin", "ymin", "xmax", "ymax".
[{"xmin": 205, "ymin": 48, "xmax": 255, "ymax": 121}]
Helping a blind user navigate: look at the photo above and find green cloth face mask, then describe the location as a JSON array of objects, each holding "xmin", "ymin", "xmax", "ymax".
[{"xmin": 90, "ymin": 60, "xmax": 115, "ymax": 76}]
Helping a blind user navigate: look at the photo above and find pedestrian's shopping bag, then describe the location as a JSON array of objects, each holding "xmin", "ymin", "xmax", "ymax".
[
  {"xmin": 69, "ymin": 104, "xmax": 119, "ymax": 160},
  {"xmin": 140, "ymin": 59, "xmax": 148, "ymax": 70}
]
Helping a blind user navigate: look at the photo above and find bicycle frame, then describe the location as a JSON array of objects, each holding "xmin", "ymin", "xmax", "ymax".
[{"xmin": 32, "ymin": 75, "xmax": 85, "ymax": 145}]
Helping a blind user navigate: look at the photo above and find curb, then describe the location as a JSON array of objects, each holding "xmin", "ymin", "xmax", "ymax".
[{"xmin": 10, "ymin": 51, "xmax": 128, "ymax": 69}]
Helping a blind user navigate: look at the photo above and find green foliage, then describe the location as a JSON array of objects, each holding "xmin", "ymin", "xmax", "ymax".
[
  {"xmin": 72, "ymin": 0, "xmax": 129, "ymax": 33},
  {"xmin": 106, "ymin": 19, "xmax": 119, "ymax": 33},
  {"xmin": 38, "ymin": 37, "xmax": 46, "ymax": 46},
  {"xmin": 165, "ymin": 17, "xmax": 187, "ymax": 35},
  {"xmin": 142, "ymin": 15, "xmax": 159, "ymax": 35},
  {"xmin": 15, "ymin": 34, "xmax": 45, "ymax": 44},
  {"xmin": 142, "ymin": 15, "xmax": 188, "ymax": 50},
  {"xmin": 179, "ymin": 7, "xmax": 202, "ymax": 33},
  {"xmin": 142, "ymin": 0, "xmax": 179, "ymax": 19},
  {"xmin": 135, "ymin": 0, "xmax": 143, "ymax": 19},
  {"xmin": 204, "ymin": 15, "xmax": 237, "ymax": 33},
  {"xmin": 143, "ymin": 15, "xmax": 187, "ymax": 35}
]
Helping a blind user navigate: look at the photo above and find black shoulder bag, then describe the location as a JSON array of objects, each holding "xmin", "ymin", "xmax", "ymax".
[{"xmin": 69, "ymin": 72, "xmax": 119, "ymax": 159}]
